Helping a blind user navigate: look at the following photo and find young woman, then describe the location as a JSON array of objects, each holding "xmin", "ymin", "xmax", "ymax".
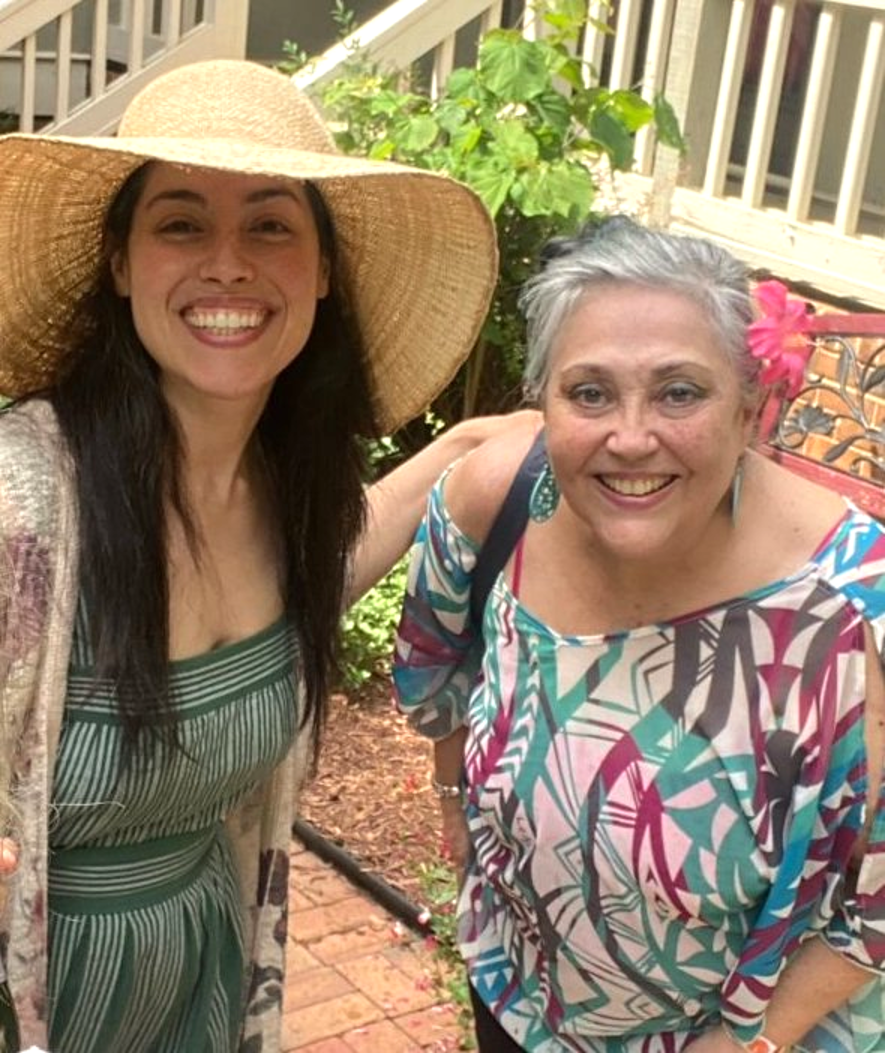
[{"xmin": 0, "ymin": 58, "xmax": 520, "ymax": 1053}]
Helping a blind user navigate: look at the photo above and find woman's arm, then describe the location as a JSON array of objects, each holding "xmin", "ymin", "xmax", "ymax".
[
  {"xmin": 686, "ymin": 937, "xmax": 876, "ymax": 1051},
  {"xmin": 433, "ymin": 728, "xmax": 470, "ymax": 876},
  {"xmin": 687, "ymin": 626, "xmax": 885, "ymax": 1052},
  {"xmin": 348, "ymin": 411, "xmax": 541, "ymax": 606}
]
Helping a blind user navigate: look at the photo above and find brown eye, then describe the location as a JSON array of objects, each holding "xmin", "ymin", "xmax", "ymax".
[
  {"xmin": 156, "ymin": 218, "xmax": 201, "ymax": 236},
  {"xmin": 660, "ymin": 382, "xmax": 704, "ymax": 407},
  {"xmin": 570, "ymin": 383, "xmax": 610, "ymax": 410}
]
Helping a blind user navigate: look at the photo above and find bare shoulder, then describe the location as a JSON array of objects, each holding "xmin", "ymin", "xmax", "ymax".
[
  {"xmin": 444, "ymin": 419, "xmax": 543, "ymax": 545},
  {"xmin": 747, "ymin": 449, "xmax": 849, "ymax": 543}
]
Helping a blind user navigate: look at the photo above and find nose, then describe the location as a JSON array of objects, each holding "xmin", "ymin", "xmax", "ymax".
[
  {"xmin": 198, "ymin": 234, "xmax": 254, "ymax": 285},
  {"xmin": 604, "ymin": 404, "xmax": 660, "ymax": 459}
]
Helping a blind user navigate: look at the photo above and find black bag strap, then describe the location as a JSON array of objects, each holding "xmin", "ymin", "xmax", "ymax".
[{"xmin": 469, "ymin": 428, "xmax": 547, "ymax": 627}]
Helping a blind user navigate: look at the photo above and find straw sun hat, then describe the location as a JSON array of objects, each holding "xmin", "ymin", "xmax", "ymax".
[{"xmin": 0, "ymin": 59, "xmax": 498, "ymax": 433}]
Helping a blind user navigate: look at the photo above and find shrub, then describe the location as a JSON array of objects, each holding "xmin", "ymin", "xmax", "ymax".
[
  {"xmin": 338, "ymin": 555, "xmax": 408, "ymax": 690},
  {"xmin": 286, "ymin": 0, "xmax": 684, "ymax": 418}
]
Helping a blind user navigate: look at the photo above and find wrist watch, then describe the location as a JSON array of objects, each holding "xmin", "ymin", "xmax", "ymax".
[
  {"xmin": 746, "ymin": 1038, "xmax": 785, "ymax": 1054},
  {"xmin": 722, "ymin": 1021, "xmax": 785, "ymax": 1053}
]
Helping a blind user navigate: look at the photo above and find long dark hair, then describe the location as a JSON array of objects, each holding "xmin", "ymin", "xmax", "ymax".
[{"xmin": 48, "ymin": 164, "xmax": 377, "ymax": 759}]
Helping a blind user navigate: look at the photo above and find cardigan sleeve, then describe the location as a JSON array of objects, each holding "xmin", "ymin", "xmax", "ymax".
[{"xmin": 392, "ymin": 472, "xmax": 483, "ymax": 741}]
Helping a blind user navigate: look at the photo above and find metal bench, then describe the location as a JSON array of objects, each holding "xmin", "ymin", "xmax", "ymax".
[{"xmin": 756, "ymin": 311, "xmax": 884, "ymax": 520}]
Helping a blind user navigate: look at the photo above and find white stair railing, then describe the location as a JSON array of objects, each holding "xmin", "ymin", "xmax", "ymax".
[
  {"xmin": 294, "ymin": 0, "xmax": 503, "ymax": 96},
  {"xmin": 654, "ymin": 0, "xmax": 884, "ymax": 305},
  {"xmin": 0, "ymin": 0, "xmax": 249, "ymax": 134},
  {"xmin": 295, "ymin": 0, "xmax": 882, "ymax": 307}
]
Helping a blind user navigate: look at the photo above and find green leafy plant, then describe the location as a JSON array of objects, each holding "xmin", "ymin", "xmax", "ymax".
[
  {"xmin": 338, "ymin": 555, "xmax": 408, "ymax": 690},
  {"xmin": 290, "ymin": 0, "xmax": 684, "ymax": 417},
  {"xmin": 416, "ymin": 859, "xmax": 475, "ymax": 1050}
]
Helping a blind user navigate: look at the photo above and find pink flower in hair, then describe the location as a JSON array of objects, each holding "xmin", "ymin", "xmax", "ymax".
[{"xmin": 747, "ymin": 280, "xmax": 813, "ymax": 396}]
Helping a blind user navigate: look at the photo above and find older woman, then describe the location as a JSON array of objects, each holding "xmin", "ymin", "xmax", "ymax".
[
  {"xmin": 393, "ymin": 218, "xmax": 884, "ymax": 1053},
  {"xmin": 0, "ymin": 58, "xmax": 519, "ymax": 1054}
]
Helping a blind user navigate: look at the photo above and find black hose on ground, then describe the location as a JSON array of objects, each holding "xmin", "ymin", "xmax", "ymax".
[{"xmin": 292, "ymin": 817, "xmax": 434, "ymax": 936}]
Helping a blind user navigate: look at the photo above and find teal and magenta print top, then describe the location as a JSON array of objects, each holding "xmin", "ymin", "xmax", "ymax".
[{"xmin": 393, "ymin": 478, "xmax": 885, "ymax": 1053}]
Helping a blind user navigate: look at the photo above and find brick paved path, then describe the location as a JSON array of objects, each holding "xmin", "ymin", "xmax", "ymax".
[{"xmin": 283, "ymin": 840, "xmax": 475, "ymax": 1053}]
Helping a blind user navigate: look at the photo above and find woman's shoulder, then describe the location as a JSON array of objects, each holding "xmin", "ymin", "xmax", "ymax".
[
  {"xmin": 442, "ymin": 422, "xmax": 543, "ymax": 546},
  {"xmin": 0, "ymin": 398, "xmax": 61, "ymax": 459},
  {"xmin": 749, "ymin": 449, "xmax": 847, "ymax": 529},
  {"xmin": 752, "ymin": 452, "xmax": 883, "ymax": 614},
  {"xmin": 0, "ymin": 398, "xmax": 69, "ymax": 530},
  {"xmin": 739, "ymin": 452, "xmax": 880, "ymax": 610}
]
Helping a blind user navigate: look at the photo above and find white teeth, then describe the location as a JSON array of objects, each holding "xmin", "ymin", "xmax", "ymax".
[
  {"xmin": 602, "ymin": 476, "xmax": 672, "ymax": 496},
  {"xmin": 184, "ymin": 309, "xmax": 265, "ymax": 330}
]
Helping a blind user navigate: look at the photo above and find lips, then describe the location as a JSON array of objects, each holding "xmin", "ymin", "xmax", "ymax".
[{"xmin": 599, "ymin": 475, "xmax": 675, "ymax": 496}]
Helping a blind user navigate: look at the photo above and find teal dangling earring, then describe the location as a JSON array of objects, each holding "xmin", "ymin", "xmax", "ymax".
[
  {"xmin": 529, "ymin": 457, "xmax": 560, "ymax": 522},
  {"xmin": 730, "ymin": 456, "xmax": 745, "ymax": 527}
]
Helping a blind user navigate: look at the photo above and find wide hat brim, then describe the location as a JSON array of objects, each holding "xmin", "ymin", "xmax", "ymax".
[{"xmin": 0, "ymin": 70, "xmax": 498, "ymax": 434}]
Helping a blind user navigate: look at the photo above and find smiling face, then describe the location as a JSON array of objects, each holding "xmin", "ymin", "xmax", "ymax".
[
  {"xmin": 111, "ymin": 163, "xmax": 330, "ymax": 413},
  {"xmin": 542, "ymin": 283, "xmax": 756, "ymax": 565}
]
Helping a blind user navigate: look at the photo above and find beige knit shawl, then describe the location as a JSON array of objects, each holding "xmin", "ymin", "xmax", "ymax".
[{"xmin": 0, "ymin": 399, "xmax": 304, "ymax": 1052}]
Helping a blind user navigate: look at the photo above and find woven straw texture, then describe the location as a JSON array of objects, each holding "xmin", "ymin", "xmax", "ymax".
[{"xmin": 0, "ymin": 60, "xmax": 498, "ymax": 433}]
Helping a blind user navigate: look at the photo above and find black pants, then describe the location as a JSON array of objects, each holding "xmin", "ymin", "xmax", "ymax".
[{"xmin": 469, "ymin": 983, "xmax": 526, "ymax": 1052}]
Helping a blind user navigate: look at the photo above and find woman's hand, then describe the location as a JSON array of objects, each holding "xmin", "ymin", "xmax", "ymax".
[
  {"xmin": 0, "ymin": 837, "xmax": 18, "ymax": 914},
  {"xmin": 683, "ymin": 1026, "xmax": 743, "ymax": 1052}
]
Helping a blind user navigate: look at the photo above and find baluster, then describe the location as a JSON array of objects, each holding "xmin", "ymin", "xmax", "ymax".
[
  {"xmin": 129, "ymin": 0, "xmax": 145, "ymax": 74},
  {"xmin": 634, "ymin": 0, "xmax": 676, "ymax": 175},
  {"xmin": 703, "ymin": 0, "xmax": 755, "ymax": 197},
  {"xmin": 833, "ymin": 11, "xmax": 884, "ymax": 235},
  {"xmin": 431, "ymin": 33, "xmax": 455, "ymax": 99},
  {"xmin": 93, "ymin": 0, "xmax": 109, "ymax": 96},
  {"xmin": 20, "ymin": 32, "xmax": 37, "ymax": 133},
  {"xmin": 786, "ymin": 3, "xmax": 842, "ymax": 223},
  {"xmin": 55, "ymin": 8, "xmax": 74, "ymax": 124},
  {"xmin": 742, "ymin": 0, "xmax": 797, "ymax": 207}
]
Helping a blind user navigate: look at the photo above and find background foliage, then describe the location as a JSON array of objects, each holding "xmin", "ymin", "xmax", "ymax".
[{"xmin": 285, "ymin": 0, "xmax": 683, "ymax": 428}]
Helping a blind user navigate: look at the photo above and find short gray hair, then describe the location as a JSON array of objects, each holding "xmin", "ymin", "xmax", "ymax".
[{"xmin": 519, "ymin": 216, "xmax": 759, "ymax": 402}]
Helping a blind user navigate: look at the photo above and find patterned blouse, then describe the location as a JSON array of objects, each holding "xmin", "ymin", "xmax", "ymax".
[{"xmin": 393, "ymin": 476, "xmax": 885, "ymax": 1053}]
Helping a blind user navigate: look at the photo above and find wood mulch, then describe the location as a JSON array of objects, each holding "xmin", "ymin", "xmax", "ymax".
[{"xmin": 298, "ymin": 676, "xmax": 442, "ymax": 906}]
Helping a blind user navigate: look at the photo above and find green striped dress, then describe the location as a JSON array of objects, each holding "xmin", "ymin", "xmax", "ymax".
[{"xmin": 48, "ymin": 599, "xmax": 299, "ymax": 1053}]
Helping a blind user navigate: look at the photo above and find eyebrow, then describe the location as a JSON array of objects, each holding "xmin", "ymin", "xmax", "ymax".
[
  {"xmin": 143, "ymin": 186, "xmax": 304, "ymax": 210},
  {"xmin": 568, "ymin": 358, "xmax": 720, "ymax": 375}
]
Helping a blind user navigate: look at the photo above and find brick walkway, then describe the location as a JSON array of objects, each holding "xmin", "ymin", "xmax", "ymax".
[{"xmin": 283, "ymin": 840, "xmax": 475, "ymax": 1053}]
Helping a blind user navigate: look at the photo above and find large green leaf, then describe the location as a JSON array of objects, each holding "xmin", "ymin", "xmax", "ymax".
[
  {"xmin": 493, "ymin": 120, "xmax": 540, "ymax": 167},
  {"xmin": 394, "ymin": 113, "xmax": 439, "ymax": 153},
  {"xmin": 445, "ymin": 66, "xmax": 482, "ymax": 101},
  {"xmin": 610, "ymin": 89, "xmax": 654, "ymax": 132},
  {"xmin": 510, "ymin": 160, "xmax": 594, "ymax": 219},
  {"xmin": 654, "ymin": 92, "xmax": 686, "ymax": 153},
  {"xmin": 528, "ymin": 89, "xmax": 572, "ymax": 138},
  {"xmin": 450, "ymin": 121, "xmax": 484, "ymax": 158},
  {"xmin": 464, "ymin": 152, "xmax": 515, "ymax": 217},
  {"xmin": 544, "ymin": 0, "xmax": 594, "ymax": 34},
  {"xmin": 479, "ymin": 32, "xmax": 550, "ymax": 102},
  {"xmin": 435, "ymin": 97, "xmax": 469, "ymax": 135},
  {"xmin": 589, "ymin": 109, "xmax": 635, "ymax": 169}
]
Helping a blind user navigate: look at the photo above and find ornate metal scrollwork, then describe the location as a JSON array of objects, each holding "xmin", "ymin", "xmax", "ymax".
[{"xmin": 770, "ymin": 333, "xmax": 885, "ymax": 484}]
